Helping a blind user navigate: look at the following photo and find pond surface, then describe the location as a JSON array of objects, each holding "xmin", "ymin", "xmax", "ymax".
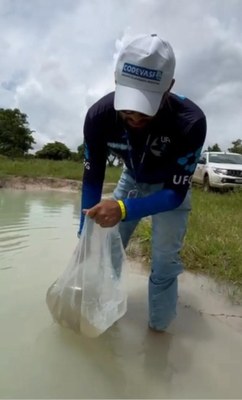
[{"xmin": 1, "ymin": 189, "xmax": 242, "ymax": 399}]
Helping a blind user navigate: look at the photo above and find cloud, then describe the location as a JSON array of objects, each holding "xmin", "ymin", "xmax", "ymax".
[{"xmin": 0, "ymin": 0, "xmax": 241, "ymax": 151}]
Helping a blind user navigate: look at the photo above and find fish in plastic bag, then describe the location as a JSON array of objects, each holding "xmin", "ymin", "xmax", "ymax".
[{"xmin": 46, "ymin": 216, "xmax": 127, "ymax": 337}]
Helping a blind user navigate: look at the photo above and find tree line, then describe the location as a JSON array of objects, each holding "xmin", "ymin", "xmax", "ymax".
[
  {"xmin": 207, "ymin": 142, "xmax": 242, "ymax": 154},
  {"xmin": 0, "ymin": 108, "xmax": 242, "ymax": 164}
]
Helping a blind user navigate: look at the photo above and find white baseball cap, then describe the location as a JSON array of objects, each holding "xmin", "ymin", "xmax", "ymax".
[{"xmin": 114, "ymin": 33, "xmax": 176, "ymax": 116}]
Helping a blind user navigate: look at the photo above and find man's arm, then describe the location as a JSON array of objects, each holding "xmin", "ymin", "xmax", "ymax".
[
  {"xmin": 122, "ymin": 117, "xmax": 207, "ymax": 220},
  {"xmin": 78, "ymin": 110, "xmax": 108, "ymax": 234}
]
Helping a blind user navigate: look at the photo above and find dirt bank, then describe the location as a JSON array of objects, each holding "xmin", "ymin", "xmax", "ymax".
[
  {"xmin": 0, "ymin": 176, "xmax": 81, "ymax": 192},
  {"xmin": 0, "ymin": 176, "xmax": 116, "ymax": 193}
]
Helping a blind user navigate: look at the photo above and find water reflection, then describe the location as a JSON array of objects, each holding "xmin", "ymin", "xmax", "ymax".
[
  {"xmin": 0, "ymin": 191, "xmax": 30, "ymax": 263},
  {"xmin": 0, "ymin": 190, "xmax": 80, "ymax": 268}
]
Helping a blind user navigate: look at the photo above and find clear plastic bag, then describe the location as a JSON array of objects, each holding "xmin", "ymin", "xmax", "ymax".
[{"xmin": 46, "ymin": 217, "xmax": 127, "ymax": 337}]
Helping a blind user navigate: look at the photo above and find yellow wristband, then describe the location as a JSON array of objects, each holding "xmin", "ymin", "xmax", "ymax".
[{"xmin": 117, "ymin": 200, "xmax": 126, "ymax": 220}]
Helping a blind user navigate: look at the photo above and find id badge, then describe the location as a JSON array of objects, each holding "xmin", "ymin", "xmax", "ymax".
[{"xmin": 127, "ymin": 189, "xmax": 138, "ymax": 198}]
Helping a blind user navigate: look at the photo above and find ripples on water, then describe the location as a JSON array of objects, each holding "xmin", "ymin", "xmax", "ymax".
[{"xmin": 0, "ymin": 189, "xmax": 80, "ymax": 268}]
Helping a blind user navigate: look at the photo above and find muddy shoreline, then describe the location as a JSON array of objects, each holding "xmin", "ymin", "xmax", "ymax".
[{"xmin": 0, "ymin": 176, "xmax": 116, "ymax": 192}]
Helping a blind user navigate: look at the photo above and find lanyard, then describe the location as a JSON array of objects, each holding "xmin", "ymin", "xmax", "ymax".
[{"xmin": 124, "ymin": 129, "xmax": 151, "ymax": 183}]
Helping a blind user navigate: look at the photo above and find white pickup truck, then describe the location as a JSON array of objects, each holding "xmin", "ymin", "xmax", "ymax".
[{"xmin": 192, "ymin": 151, "xmax": 242, "ymax": 191}]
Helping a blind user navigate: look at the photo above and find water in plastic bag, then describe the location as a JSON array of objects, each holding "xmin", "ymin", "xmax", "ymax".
[{"xmin": 46, "ymin": 217, "xmax": 127, "ymax": 337}]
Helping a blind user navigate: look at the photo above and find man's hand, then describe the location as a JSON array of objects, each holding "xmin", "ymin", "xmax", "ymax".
[{"xmin": 83, "ymin": 199, "xmax": 122, "ymax": 228}]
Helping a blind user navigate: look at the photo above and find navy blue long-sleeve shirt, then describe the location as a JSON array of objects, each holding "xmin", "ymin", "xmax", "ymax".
[{"xmin": 79, "ymin": 91, "xmax": 206, "ymax": 232}]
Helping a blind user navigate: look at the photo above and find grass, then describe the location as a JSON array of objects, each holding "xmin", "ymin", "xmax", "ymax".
[
  {"xmin": 1, "ymin": 157, "xmax": 242, "ymax": 294},
  {"xmin": 183, "ymin": 189, "xmax": 242, "ymax": 284},
  {"xmin": 128, "ymin": 188, "xmax": 242, "ymax": 294},
  {"xmin": 0, "ymin": 157, "xmax": 122, "ymax": 182}
]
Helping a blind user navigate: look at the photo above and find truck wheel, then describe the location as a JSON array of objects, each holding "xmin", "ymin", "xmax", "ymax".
[{"xmin": 203, "ymin": 175, "xmax": 211, "ymax": 192}]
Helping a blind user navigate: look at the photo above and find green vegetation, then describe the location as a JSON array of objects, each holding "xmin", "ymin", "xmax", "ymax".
[
  {"xmin": 0, "ymin": 157, "xmax": 122, "ymax": 182},
  {"xmin": 0, "ymin": 158, "xmax": 81, "ymax": 179},
  {"xmin": 0, "ymin": 108, "xmax": 35, "ymax": 157},
  {"xmin": 35, "ymin": 141, "xmax": 72, "ymax": 160},
  {"xmin": 128, "ymin": 188, "xmax": 242, "ymax": 293},
  {"xmin": 206, "ymin": 139, "xmax": 242, "ymax": 154},
  {"xmin": 228, "ymin": 139, "xmax": 242, "ymax": 155}
]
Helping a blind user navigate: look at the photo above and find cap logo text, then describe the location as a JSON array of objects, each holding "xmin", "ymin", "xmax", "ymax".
[{"xmin": 122, "ymin": 63, "xmax": 162, "ymax": 82}]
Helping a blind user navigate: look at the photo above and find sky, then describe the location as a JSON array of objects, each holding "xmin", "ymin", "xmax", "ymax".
[{"xmin": 0, "ymin": 0, "xmax": 241, "ymax": 152}]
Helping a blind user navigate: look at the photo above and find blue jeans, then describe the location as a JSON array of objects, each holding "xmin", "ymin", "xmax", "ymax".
[{"xmin": 113, "ymin": 169, "xmax": 191, "ymax": 330}]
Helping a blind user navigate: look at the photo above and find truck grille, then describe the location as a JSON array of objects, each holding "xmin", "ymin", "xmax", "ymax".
[{"xmin": 227, "ymin": 169, "xmax": 242, "ymax": 177}]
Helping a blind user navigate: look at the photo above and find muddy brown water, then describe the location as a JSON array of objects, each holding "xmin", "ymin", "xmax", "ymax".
[{"xmin": 1, "ymin": 189, "xmax": 242, "ymax": 399}]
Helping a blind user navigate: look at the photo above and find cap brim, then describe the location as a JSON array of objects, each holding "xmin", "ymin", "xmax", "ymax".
[{"xmin": 114, "ymin": 84, "xmax": 163, "ymax": 117}]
